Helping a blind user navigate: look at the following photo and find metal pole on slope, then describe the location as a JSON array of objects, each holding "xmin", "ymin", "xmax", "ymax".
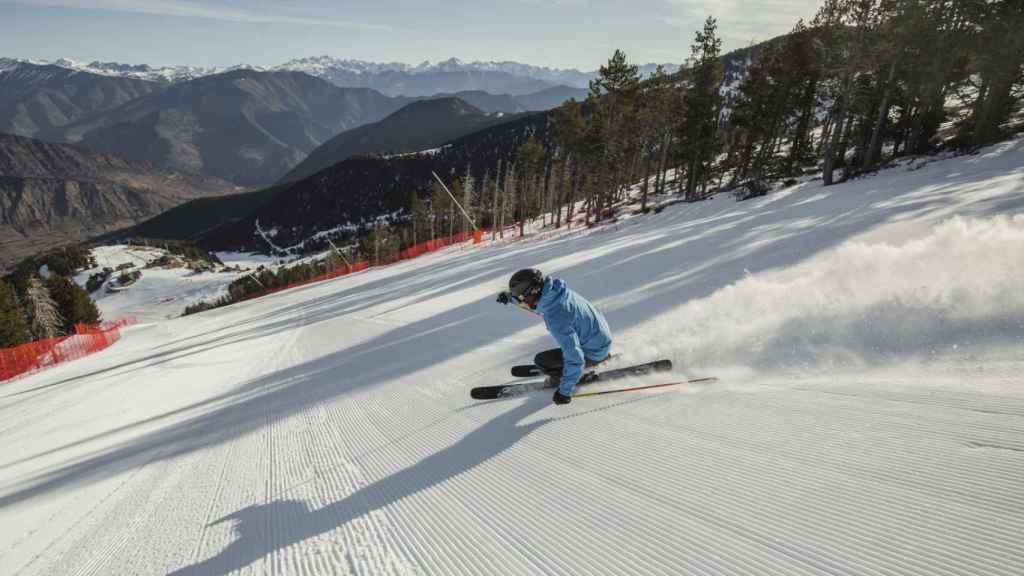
[
  {"xmin": 432, "ymin": 171, "xmax": 478, "ymax": 232},
  {"xmin": 325, "ymin": 238, "xmax": 352, "ymax": 269},
  {"xmin": 572, "ymin": 377, "xmax": 719, "ymax": 399},
  {"xmin": 246, "ymin": 270, "xmax": 265, "ymax": 289}
]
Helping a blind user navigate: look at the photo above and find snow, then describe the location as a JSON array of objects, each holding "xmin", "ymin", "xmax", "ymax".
[
  {"xmin": 215, "ymin": 251, "xmax": 278, "ymax": 269},
  {"xmin": 383, "ymin": 145, "xmax": 450, "ymax": 160},
  {"xmin": 73, "ymin": 245, "xmax": 259, "ymax": 323},
  {"xmin": 2, "ymin": 57, "xmax": 266, "ymax": 83},
  {"xmin": 1, "ymin": 137, "xmax": 1023, "ymax": 575}
]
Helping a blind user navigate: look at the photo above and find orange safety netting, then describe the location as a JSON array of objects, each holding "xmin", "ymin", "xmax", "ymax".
[
  {"xmin": 0, "ymin": 317, "xmax": 137, "ymax": 383},
  {"xmin": 239, "ymin": 228, "xmax": 492, "ymax": 303}
]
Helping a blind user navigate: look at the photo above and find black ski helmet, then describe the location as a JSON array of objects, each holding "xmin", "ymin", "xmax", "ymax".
[{"xmin": 509, "ymin": 268, "xmax": 544, "ymax": 302}]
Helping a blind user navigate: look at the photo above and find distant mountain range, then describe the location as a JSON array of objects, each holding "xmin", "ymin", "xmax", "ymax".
[
  {"xmin": 0, "ymin": 133, "xmax": 237, "ymax": 265},
  {"xmin": 54, "ymin": 69, "xmax": 411, "ymax": 187},
  {"xmin": 94, "ymin": 43, "xmax": 766, "ymax": 254},
  {"xmin": 104, "ymin": 107, "xmax": 553, "ymax": 253},
  {"xmin": 0, "ymin": 51, "xmax": 727, "ymax": 263},
  {"xmin": 0, "ymin": 62, "xmax": 161, "ymax": 139},
  {"xmin": 1, "ymin": 56, "xmax": 680, "ymax": 95},
  {"xmin": 179, "ymin": 43, "xmax": 766, "ymax": 253},
  {"xmin": 0, "ymin": 60, "xmax": 587, "ymax": 187}
]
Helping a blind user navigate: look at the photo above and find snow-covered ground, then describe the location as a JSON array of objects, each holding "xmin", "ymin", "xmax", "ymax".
[
  {"xmin": 74, "ymin": 246, "xmax": 264, "ymax": 323},
  {"xmin": 1, "ymin": 138, "xmax": 1022, "ymax": 575}
]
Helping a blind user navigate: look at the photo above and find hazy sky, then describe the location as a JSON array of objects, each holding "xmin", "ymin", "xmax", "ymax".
[{"xmin": 0, "ymin": 0, "xmax": 822, "ymax": 70}]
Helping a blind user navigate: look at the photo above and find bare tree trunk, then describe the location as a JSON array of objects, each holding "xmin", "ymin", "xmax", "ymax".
[
  {"xmin": 640, "ymin": 144, "xmax": 653, "ymax": 212},
  {"xmin": 655, "ymin": 131, "xmax": 670, "ymax": 195},
  {"xmin": 567, "ymin": 161, "xmax": 579, "ymax": 228},
  {"xmin": 822, "ymin": 97, "xmax": 848, "ymax": 186},
  {"xmin": 864, "ymin": 59, "xmax": 899, "ymax": 172},
  {"xmin": 556, "ymin": 156, "xmax": 568, "ymax": 228},
  {"xmin": 491, "ymin": 157, "xmax": 499, "ymax": 238},
  {"xmin": 818, "ymin": 112, "xmax": 833, "ymax": 157}
]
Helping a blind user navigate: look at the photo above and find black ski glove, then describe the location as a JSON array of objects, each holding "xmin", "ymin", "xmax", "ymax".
[
  {"xmin": 552, "ymin": 389, "xmax": 572, "ymax": 405},
  {"xmin": 496, "ymin": 291, "xmax": 511, "ymax": 305}
]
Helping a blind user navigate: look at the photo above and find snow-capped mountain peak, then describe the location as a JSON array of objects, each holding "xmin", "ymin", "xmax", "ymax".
[{"xmin": 2, "ymin": 55, "xmax": 682, "ymax": 93}]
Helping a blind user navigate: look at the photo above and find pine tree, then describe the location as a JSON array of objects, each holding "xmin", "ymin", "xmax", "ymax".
[
  {"xmin": 0, "ymin": 280, "xmax": 30, "ymax": 347},
  {"xmin": 503, "ymin": 161, "xmax": 517, "ymax": 234},
  {"xmin": 580, "ymin": 105, "xmax": 607, "ymax": 224},
  {"xmin": 817, "ymin": 0, "xmax": 884, "ymax": 185},
  {"xmin": 46, "ymin": 275, "xmax": 100, "ymax": 334},
  {"xmin": 636, "ymin": 66, "xmax": 675, "ymax": 211},
  {"xmin": 680, "ymin": 17, "xmax": 724, "ymax": 200},
  {"xmin": 965, "ymin": 0, "xmax": 1024, "ymax": 147},
  {"xmin": 889, "ymin": 0, "xmax": 971, "ymax": 155},
  {"xmin": 25, "ymin": 277, "xmax": 62, "ymax": 340},
  {"xmin": 589, "ymin": 49, "xmax": 641, "ymax": 219},
  {"xmin": 858, "ymin": 1, "xmax": 906, "ymax": 171},
  {"xmin": 493, "ymin": 158, "xmax": 503, "ymax": 238},
  {"xmin": 410, "ymin": 191, "xmax": 429, "ymax": 244},
  {"xmin": 730, "ymin": 42, "xmax": 786, "ymax": 182},
  {"xmin": 461, "ymin": 163, "xmax": 475, "ymax": 236},
  {"xmin": 430, "ymin": 181, "xmax": 452, "ymax": 240},
  {"xmin": 553, "ymin": 99, "xmax": 585, "ymax": 225},
  {"xmin": 784, "ymin": 20, "xmax": 822, "ymax": 175},
  {"xmin": 517, "ymin": 136, "xmax": 546, "ymax": 225}
]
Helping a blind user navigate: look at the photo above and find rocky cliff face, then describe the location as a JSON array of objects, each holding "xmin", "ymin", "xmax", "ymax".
[{"xmin": 0, "ymin": 133, "xmax": 236, "ymax": 265}]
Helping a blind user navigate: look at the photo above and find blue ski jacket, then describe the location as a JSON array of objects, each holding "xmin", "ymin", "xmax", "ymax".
[{"xmin": 537, "ymin": 277, "xmax": 612, "ymax": 396}]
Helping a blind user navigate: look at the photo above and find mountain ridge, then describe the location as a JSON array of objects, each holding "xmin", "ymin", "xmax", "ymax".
[
  {"xmin": 2, "ymin": 56, "xmax": 681, "ymax": 93},
  {"xmin": 0, "ymin": 62, "xmax": 162, "ymax": 139},
  {"xmin": 53, "ymin": 69, "xmax": 412, "ymax": 187},
  {"xmin": 0, "ymin": 133, "xmax": 237, "ymax": 265},
  {"xmin": 280, "ymin": 96, "xmax": 524, "ymax": 183}
]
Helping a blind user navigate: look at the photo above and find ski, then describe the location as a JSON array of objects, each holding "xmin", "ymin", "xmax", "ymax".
[
  {"xmin": 471, "ymin": 378, "xmax": 551, "ymax": 400},
  {"xmin": 587, "ymin": 359, "xmax": 672, "ymax": 381},
  {"xmin": 510, "ymin": 353, "xmax": 619, "ymax": 378},
  {"xmin": 474, "ymin": 359, "xmax": 672, "ymax": 400}
]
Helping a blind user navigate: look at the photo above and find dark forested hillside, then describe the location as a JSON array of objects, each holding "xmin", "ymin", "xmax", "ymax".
[
  {"xmin": 281, "ymin": 98, "xmax": 524, "ymax": 183},
  {"xmin": 108, "ymin": 185, "xmax": 283, "ymax": 242},
  {"xmin": 201, "ymin": 111, "xmax": 553, "ymax": 252}
]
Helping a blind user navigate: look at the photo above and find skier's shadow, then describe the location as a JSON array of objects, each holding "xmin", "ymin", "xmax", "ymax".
[{"xmin": 170, "ymin": 397, "xmax": 553, "ymax": 575}]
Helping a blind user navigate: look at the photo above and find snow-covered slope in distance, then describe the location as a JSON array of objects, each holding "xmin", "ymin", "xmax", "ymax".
[
  {"xmin": 72, "ymin": 245, "xmax": 271, "ymax": 322},
  {"xmin": 0, "ymin": 138, "xmax": 1022, "ymax": 575}
]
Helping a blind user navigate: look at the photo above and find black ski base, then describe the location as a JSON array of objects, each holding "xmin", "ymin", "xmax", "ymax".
[
  {"xmin": 511, "ymin": 364, "xmax": 544, "ymax": 378},
  {"xmin": 473, "ymin": 359, "xmax": 672, "ymax": 400},
  {"xmin": 510, "ymin": 353, "xmax": 619, "ymax": 378}
]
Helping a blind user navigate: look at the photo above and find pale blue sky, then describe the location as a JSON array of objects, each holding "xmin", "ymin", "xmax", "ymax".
[{"xmin": 0, "ymin": 0, "xmax": 822, "ymax": 70}]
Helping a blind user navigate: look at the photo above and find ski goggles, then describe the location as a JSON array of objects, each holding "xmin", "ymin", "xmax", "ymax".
[{"xmin": 509, "ymin": 293, "xmax": 543, "ymax": 316}]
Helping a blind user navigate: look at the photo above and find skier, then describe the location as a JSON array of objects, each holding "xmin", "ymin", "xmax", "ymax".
[{"xmin": 497, "ymin": 268, "xmax": 612, "ymax": 405}]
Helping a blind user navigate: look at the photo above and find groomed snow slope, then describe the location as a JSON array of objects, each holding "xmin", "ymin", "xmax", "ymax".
[{"xmin": 2, "ymin": 138, "xmax": 1023, "ymax": 575}]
